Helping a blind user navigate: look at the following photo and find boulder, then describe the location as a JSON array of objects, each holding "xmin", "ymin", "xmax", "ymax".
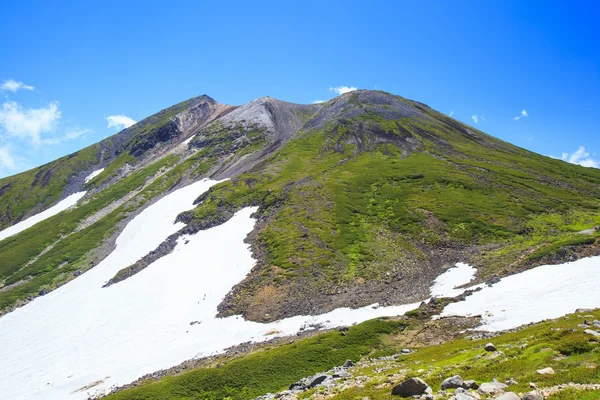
[
  {"xmin": 478, "ymin": 380, "xmax": 507, "ymax": 395},
  {"xmin": 536, "ymin": 367, "xmax": 555, "ymax": 375},
  {"xmin": 496, "ymin": 393, "xmax": 520, "ymax": 400},
  {"xmin": 484, "ymin": 343, "xmax": 497, "ymax": 351},
  {"xmin": 441, "ymin": 375, "xmax": 464, "ymax": 390},
  {"xmin": 462, "ymin": 379, "xmax": 479, "ymax": 389},
  {"xmin": 305, "ymin": 373, "xmax": 329, "ymax": 388},
  {"xmin": 522, "ymin": 391, "xmax": 543, "ymax": 400},
  {"xmin": 343, "ymin": 359, "xmax": 353, "ymax": 368},
  {"xmin": 391, "ymin": 377, "xmax": 430, "ymax": 397}
]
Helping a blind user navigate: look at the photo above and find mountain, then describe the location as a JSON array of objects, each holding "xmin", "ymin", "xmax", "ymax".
[{"xmin": 0, "ymin": 90, "xmax": 599, "ymax": 321}]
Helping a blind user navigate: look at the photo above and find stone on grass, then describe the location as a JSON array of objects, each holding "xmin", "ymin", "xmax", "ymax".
[
  {"xmin": 441, "ymin": 375, "xmax": 464, "ymax": 390},
  {"xmin": 584, "ymin": 329, "xmax": 600, "ymax": 337},
  {"xmin": 462, "ymin": 379, "xmax": 479, "ymax": 389},
  {"xmin": 451, "ymin": 393, "xmax": 478, "ymax": 400},
  {"xmin": 478, "ymin": 380, "xmax": 507, "ymax": 395},
  {"xmin": 391, "ymin": 377, "xmax": 430, "ymax": 397},
  {"xmin": 484, "ymin": 343, "xmax": 497, "ymax": 351},
  {"xmin": 343, "ymin": 359, "xmax": 353, "ymax": 368},
  {"xmin": 536, "ymin": 367, "xmax": 555, "ymax": 375},
  {"xmin": 522, "ymin": 391, "xmax": 544, "ymax": 400}
]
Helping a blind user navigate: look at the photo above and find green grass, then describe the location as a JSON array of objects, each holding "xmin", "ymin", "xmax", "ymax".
[
  {"xmin": 0, "ymin": 144, "xmax": 100, "ymax": 230},
  {"xmin": 184, "ymin": 103, "xmax": 600, "ymax": 314},
  {"xmin": 105, "ymin": 318, "xmax": 406, "ymax": 400},
  {"xmin": 105, "ymin": 309, "xmax": 600, "ymax": 400}
]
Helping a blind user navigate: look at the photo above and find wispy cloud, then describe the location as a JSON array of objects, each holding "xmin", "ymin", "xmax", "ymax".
[
  {"xmin": 513, "ymin": 109, "xmax": 529, "ymax": 121},
  {"xmin": 561, "ymin": 146, "xmax": 599, "ymax": 168},
  {"xmin": 312, "ymin": 100, "xmax": 326, "ymax": 104},
  {"xmin": 471, "ymin": 114, "xmax": 486, "ymax": 124},
  {"xmin": 41, "ymin": 128, "xmax": 94, "ymax": 145},
  {"xmin": 106, "ymin": 115, "xmax": 136, "ymax": 130},
  {"xmin": 329, "ymin": 85, "xmax": 357, "ymax": 95},
  {"xmin": 1, "ymin": 79, "xmax": 35, "ymax": 92},
  {"xmin": 0, "ymin": 101, "xmax": 61, "ymax": 144},
  {"xmin": 449, "ymin": 110, "xmax": 455, "ymax": 117}
]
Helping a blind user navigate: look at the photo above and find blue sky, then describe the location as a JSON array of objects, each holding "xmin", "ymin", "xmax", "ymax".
[{"xmin": 0, "ymin": 0, "xmax": 598, "ymax": 177}]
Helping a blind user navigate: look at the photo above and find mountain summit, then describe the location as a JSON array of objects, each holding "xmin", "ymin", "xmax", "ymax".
[{"xmin": 0, "ymin": 90, "xmax": 599, "ymax": 321}]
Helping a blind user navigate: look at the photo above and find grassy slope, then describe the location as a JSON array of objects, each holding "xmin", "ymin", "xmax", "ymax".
[
  {"xmin": 0, "ymin": 144, "xmax": 100, "ymax": 229},
  {"xmin": 187, "ymin": 93, "xmax": 600, "ymax": 318},
  {"xmin": 105, "ymin": 309, "xmax": 600, "ymax": 400}
]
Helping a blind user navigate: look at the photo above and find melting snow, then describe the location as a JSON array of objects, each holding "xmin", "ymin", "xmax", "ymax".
[
  {"xmin": 0, "ymin": 191, "xmax": 86, "ymax": 242},
  {"xmin": 442, "ymin": 256, "xmax": 600, "ymax": 331},
  {"xmin": 430, "ymin": 262, "xmax": 477, "ymax": 298},
  {"xmin": 1, "ymin": 177, "xmax": 599, "ymax": 399},
  {"xmin": 0, "ymin": 179, "xmax": 424, "ymax": 400},
  {"xmin": 85, "ymin": 168, "xmax": 105, "ymax": 183}
]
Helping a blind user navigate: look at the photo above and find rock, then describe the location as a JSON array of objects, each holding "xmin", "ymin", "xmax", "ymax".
[
  {"xmin": 522, "ymin": 391, "xmax": 543, "ymax": 400},
  {"xmin": 441, "ymin": 375, "xmax": 464, "ymax": 390},
  {"xmin": 593, "ymin": 320, "xmax": 600, "ymax": 327},
  {"xmin": 451, "ymin": 393, "xmax": 477, "ymax": 400},
  {"xmin": 332, "ymin": 369, "xmax": 351, "ymax": 378},
  {"xmin": 496, "ymin": 393, "xmax": 520, "ymax": 400},
  {"xmin": 391, "ymin": 377, "xmax": 430, "ymax": 397},
  {"xmin": 74, "ymin": 269, "xmax": 82, "ymax": 277},
  {"xmin": 478, "ymin": 381, "xmax": 508, "ymax": 395},
  {"xmin": 401, "ymin": 348, "xmax": 411, "ymax": 354},
  {"xmin": 463, "ymin": 379, "xmax": 479, "ymax": 389},
  {"xmin": 305, "ymin": 373, "xmax": 329, "ymax": 388},
  {"xmin": 584, "ymin": 329, "xmax": 600, "ymax": 337},
  {"xmin": 288, "ymin": 382, "xmax": 304, "ymax": 391},
  {"xmin": 536, "ymin": 367, "xmax": 555, "ymax": 375},
  {"xmin": 484, "ymin": 343, "xmax": 497, "ymax": 351},
  {"xmin": 505, "ymin": 378, "xmax": 518, "ymax": 385},
  {"xmin": 343, "ymin": 359, "xmax": 353, "ymax": 368}
]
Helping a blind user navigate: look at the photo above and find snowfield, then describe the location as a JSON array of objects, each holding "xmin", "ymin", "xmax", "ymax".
[
  {"xmin": 1, "ymin": 177, "xmax": 599, "ymax": 399},
  {"xmin": 0, "ymin": 191, "xmax": 86, "ymax": 242},
  {"xmin": 442, "ymin": 255, "xmax": 600, "ymax": 331},
  {"xmin": 85, "ymin": 168, "xmax": 105, "ymax": 183}
]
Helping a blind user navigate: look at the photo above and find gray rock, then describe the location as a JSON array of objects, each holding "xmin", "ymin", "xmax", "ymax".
[
  {"xmin": 584, "ymin": 329, "xmax": 600, "ymax": 337},
  {"xmin": 462, "ymin": 379, "xmax": 479, "ymax": 389},
  {"xmin": 478, "ymin": 380, "xmax": 508, "ymax": 395},
  {"xmin": 484, "ymin": 342, "xmax": 497, "ymax": 351},
  {"xmin": 593, "ymin": 320, "xmax": 600, "ymax": 327},
  {"xmin": 496, "ymin": 393, "xmax": 521, "ymax": 400},
  {"xmin": 305, "ymin": 373, "xmax": 329, "ymax": 388},
  {"xmin": 401, "ymin": 348, "xmax": 411, "ymax": 354},
  {"xmin": 343, "ymin": 359, "xmax": 353, "ymax": 368},
  {"xmin": 332, "ymin": 369, "xmax": 351, "ymax": 379},
  {"xmin": 455, "ymin": 387, "xmax": 467, "ymax": 394},
  {"xmin": 391, "ymin": 377, "xmax": 430, "ymax": 397},
  {"xmin": 522, "ymin": 391, "xmax": 543, "ymax": 400},
  {"xmin": 451, "ymin": 393, "xmax": 477, "ymax": 400},
  {"xmin": 288, "ymin": 382, "xmax": 304, "ymax": 391},
  {"xmin": 441, "ymin": 375, "xmax": 464, "ymax": 390},
  {"xmin": 505, "ymin": 378, "xmax": 518, "ymax": 385}
]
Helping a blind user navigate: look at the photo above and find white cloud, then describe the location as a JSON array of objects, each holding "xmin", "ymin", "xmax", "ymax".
[
  {"xmin": 513, "ymin": 109, "xmax": 529, "ymax": 121},
  {"xmin": 1, "ymin": 79, "xmax": 35, "ymax": 92},
  {"xmin": 312, "ymin": 100, "xmax": 326, "ymax": 104},
  {"xmin": 0, "ymin": 146, "xmax": 17, "ymax": 170},
  {"xmin": 0, "ymin": 101, "xmax": 61, "ymax": 144},
  {"xmin": 106, "ymin": 115, "xmax": 136, "ymax": 130},
  {"xmin": 329, "ymin": 85, "xmax": 357, "ymax": 95},
  {"xmin": 471, "ymin": 114, "xmax": 486, "ymax": 124},
  {"xmin": 561, "ymin": 146, "xmax": 599, "ymax": 168},
  {"xmin": 449, "ymin": 110, "xmax": 455, "ymax": 117},
  {"xmin": 471, "ymin": 115, "xmax": 479, "ymax": 124}
]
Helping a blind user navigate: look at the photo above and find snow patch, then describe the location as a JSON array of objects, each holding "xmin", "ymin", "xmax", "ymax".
[
  {"xmin": 182, "ymin": 134, "xmax": 196, "ymax": 146},
  {"xmin": 430, "ymin": 262, "xmax": 477, "ymax": 297},
  {"xmin": 0, "ymin": 191, "xmax": 86, "ymax": 242},
  {"xmin": 85, "ymin": 168, "xmax": 105, "ymax": 183},
  {"xmin": 442, "ymin": 256, "xmax": 600, "ymax": 331}
]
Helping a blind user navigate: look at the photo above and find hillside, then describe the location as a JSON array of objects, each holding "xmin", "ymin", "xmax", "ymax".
[{"xmin": 0, "ymin": 90, "xmax": 599, "ymax": 399}]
